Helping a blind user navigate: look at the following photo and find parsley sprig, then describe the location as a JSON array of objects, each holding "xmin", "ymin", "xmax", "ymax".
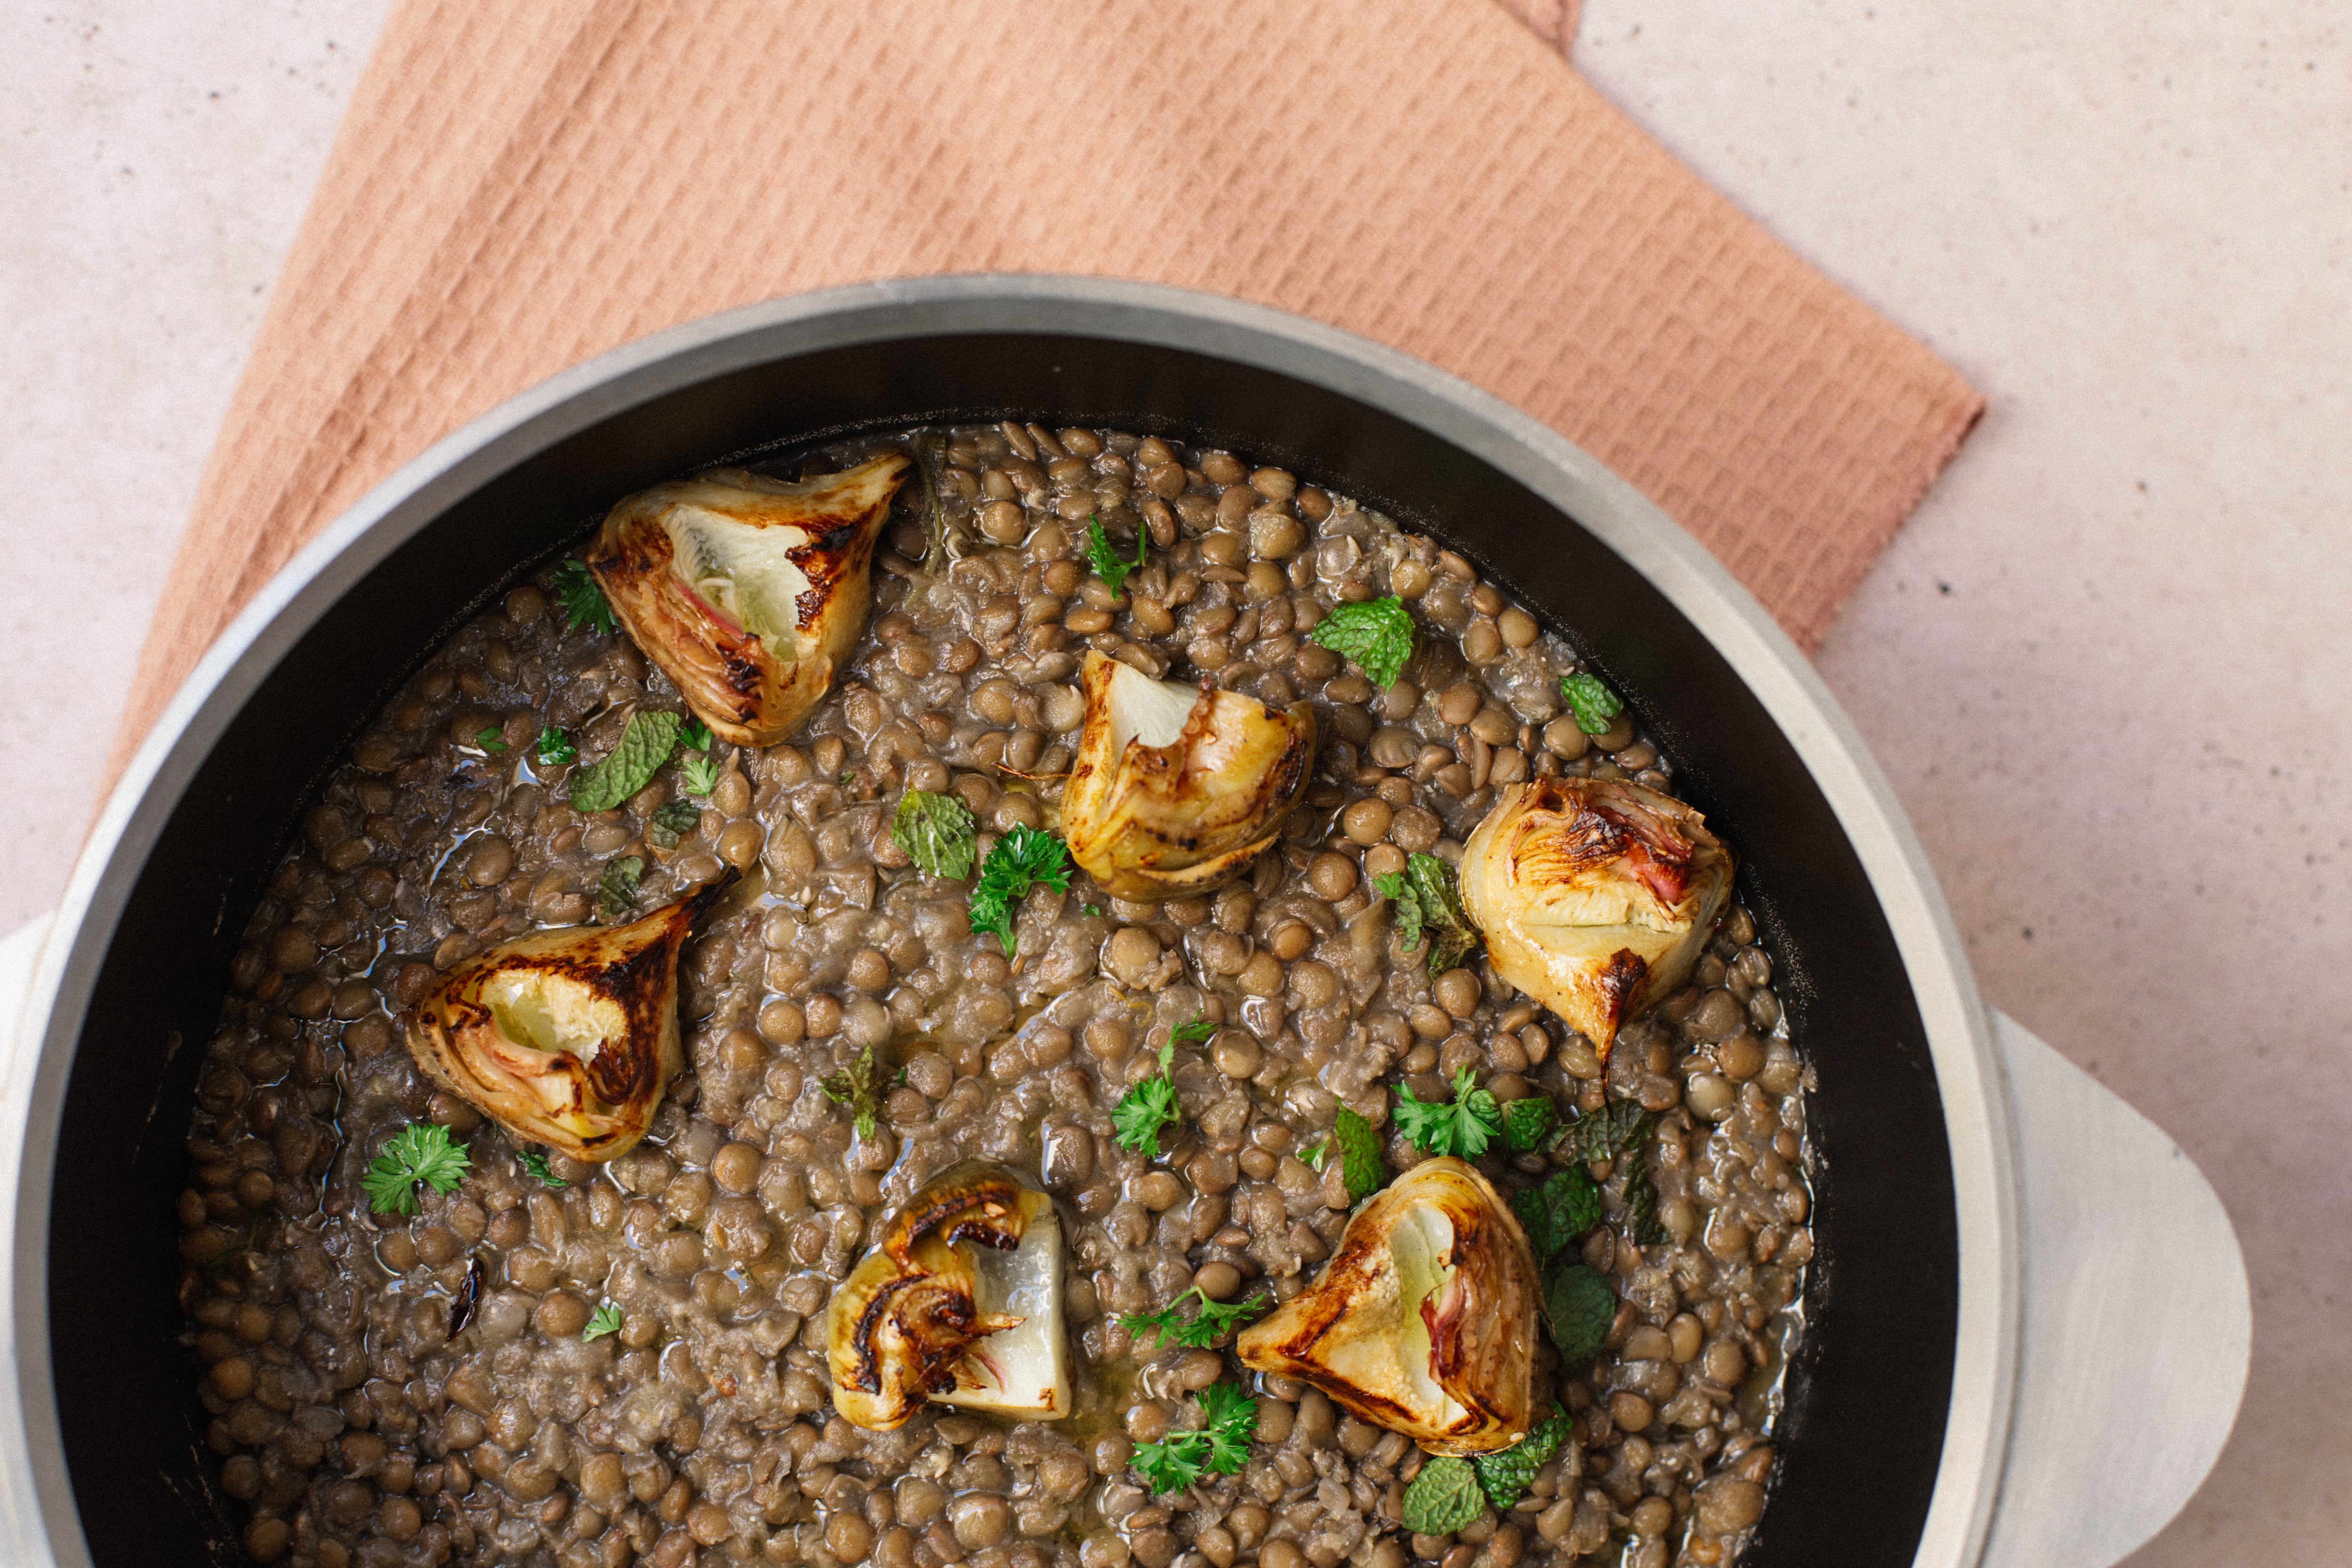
[
  {"xmin": 1112, "ymin": 1033, "xmax": 1184, "ymax": 1156},
  {"xmin": 534, "ymin": 726, "xmax": 578, "ymax": 766},
  {"xmin": 967, "ymin": 823, "xmax": 1071, "ymax": 955},
  {"xmin": 552, "ymin": 559, "xmax": 618, "ymax": 634},
  {"xmin": 1132, "ymin": 1383, "xmax": 1258, "ymax": 1495},
  {"xmin": 580, "ymin": 1302, "xmax": 623, "ymax": 1343},
  {"xmin": 474, "ymin": 724, "xmax": 509, "ymax": 754},
  {"xmin": 1120, "ymin": 1286, "xmax": 1271, "ymax": 1350},
  {"xmin": 361, "ymin": 1123, "xmax": 472, "ymax": 1215},
  {"xmin": 819, "ymin": 1045, "xmax": 888, "ymax": 1138},
  {"xmin": 1393, "ymin": 1067, "xmax": 1503, "ymax": 1160},
  {"xmin": 1309, "ymin": 595, "xmax": 1415, "ymax": 688},
  {"xmin": 1084, "ymin": 513, "xmax": 1147, "ymax": 596},
  {"xmin": 516, "ymin": 1148, "xmax": 568, "ymax": 1190},
  {"xmin": 1374, "ymin": 852, "xmax": 1480, "ymax": 975}
]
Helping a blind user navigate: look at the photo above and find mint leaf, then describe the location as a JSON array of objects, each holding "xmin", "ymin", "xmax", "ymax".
[
  {"xmin": 1502, "ymin": 1096, "xmax": 1556, "ymax": 1154},
  {"xmin": 1624, "ymin": 1143, "xmax": 1671, "ymax": 1246},
  {"xmin": 1084, "ymin": 513, "xmax": 1147, "ymax": 596},
  {"xmin": 1560, "ymin": 672, "xmax": 1623, "ymax": 735},
  {"xmin": 1470, "ymin": 1406, "xmax": 1573, "ymax": 1511},
  {"xmin": 1304, "ymin": 1106, "xmax": 1384, "ymax": 1204},
  {"xmin": 893, "ymin": 788, "xmax": 978, "ymax": 881},
  {"xmin": 1511, "ymin": 1166, "xmax": 1601, "ymax": 1262},
  {"xmin": 552, "ymin": 559, "xmax": 618, "ymax": 634},
  {"xmin": 1400, "ymin": 1455, "xmax": 1486, "ymax": 1535},
  {"xmin": 1309, "ymin": 595, "xmax": 1416, "ymax": 688},
  {"xmin": 1542, "ymin": 1262, "xmax": 1617, "ymax": 1367},
  {"xmin": 595, "ymin": 855, "xmax": 644, "ymax": 923},
  {"xmin": 1551, "ymin": 1101, "xmax": 1653, "ymax": 1164},
  {"xmin": 569, "ymin": 710, "xmax": 685, "ymax": 812},
  {"xmin": 646, "ymin": 800, "xmax": 700, "ymax": 849},
  {"xmin": 1404, "ymin": 852, "xmax": 1479, "ymax": 974}
]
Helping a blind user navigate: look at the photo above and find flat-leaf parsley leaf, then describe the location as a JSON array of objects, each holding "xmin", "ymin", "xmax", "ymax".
[
  {"xmin": 516, "ymin": 1148, "xmax": 568, "ymax": 1190},
  {"xmin": 967, "ymin": 823, "xmax": 1071, "ymax": 955},
  {"xmin": 1131, "ymin": 1382, "xmax": 1259, "ymax": 1494},
  {"xmin": 535, "ymin": 725, "xmax": 578, "ymax": 766},
  {"xmin": 1112, "ymin": 1033, "xmax": 1184, "ymax": 1156},
  {"xmin": 362, "ymin": 1123, "xmax": 472, "ymax": 1215},
  {"xmin": 819, "ymin": 1045, "xmax": 888, "ymax": 1138},
  {"xmin": 474, "ymin": 724, "xmax": 509, "ymax": 754},
  {"xmin": 1392, "ymin": 1066, "xmax": 1503, "ymax": 1160},
  {"xmin": 552, "ymin": 558, "xmax": 619, "ymax": 635},
  {"xmin": 1084, "ymin": 513, "xmax": 1148, "ymax": 596},
  {"xmin": 1308, "ymin": 595, "xmax": 1415, "ymax": 688},
  {"xmin": 580, "ymin": 1302, "xmax": 623, "ymax": 1343},
  {"xmin": 1119, "ymin": 1286, "xmax": 1271, "ymax": 1350},
  {"xmin": 893, "ymin": 788, "xmax": 978, "ymax": 880}
]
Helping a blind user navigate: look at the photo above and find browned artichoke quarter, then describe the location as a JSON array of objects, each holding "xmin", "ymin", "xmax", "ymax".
[
  {"xmin": 826, "ymin": 1166, "xmax": 1069, "ymax": 1431},
  {"xmin": 401, "ymin": 872, "xmax": 735, "ymax": 1162},
  {"xmin": 1459, "ymin": 776, "xmax": 1734, "ymax": 1065},
  {"xmin": 1238, "ymin": 1158, "xmax": 1538, "ymax": 1454},
  {"xmin": 1062, "ymin": 650, "xmax": 1317, "ymax": 900},
  {"xmin": 581, "ymin": 450, "xmax": 910, "ymax": 747}
]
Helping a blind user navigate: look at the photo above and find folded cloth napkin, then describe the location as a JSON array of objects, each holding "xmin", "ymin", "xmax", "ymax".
[{"xmin": 105, "ymin": 0, "xmax": 1978, "ymax": 785}]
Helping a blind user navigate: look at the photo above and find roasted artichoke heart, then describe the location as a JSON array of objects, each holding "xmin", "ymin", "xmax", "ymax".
[
  {"xmin": 827, "ymin": 1166, "xmax": 1070, "ymax": 1431},
  {"xmin": 401, "ymin": 872, "xmax": 734, "ymax": 1162},
  {"xmin": 1062, "ymin": 651, "xmax": 1316, "ymax": 901},
  {"xmin": 1458, "ymin": 777, "xmax": 1733, "ymax": 1063},
  {"xmin": 1237, "ymin": 1158, "xmax": 1537, "ymax": 1454},
  {"xmin": 582, "ymin": 451, "xmax": 910, "ymax": 747}
]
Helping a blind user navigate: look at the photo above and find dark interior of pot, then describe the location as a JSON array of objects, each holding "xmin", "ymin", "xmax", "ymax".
[{"xmin": 50, "ymin": 322, "xmax": 1957, "ymax": 1567}]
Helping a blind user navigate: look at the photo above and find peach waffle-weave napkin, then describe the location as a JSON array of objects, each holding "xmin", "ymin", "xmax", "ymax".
[{"xmin": 107, "ymin": 0, "xmax": 1979, "ymax": 782}]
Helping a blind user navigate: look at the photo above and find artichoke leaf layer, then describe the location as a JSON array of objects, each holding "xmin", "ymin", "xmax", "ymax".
[
  {"xmin": 1063, "ymin": 651, "xmax": 1316, "ymax": 901},
  {"xmin": 1459, "ymin": 777, "xmax": 1733, "ymax": 1063},
  {"xmin": 1238, "ymin": 1158, "xmax": 1537, "ymax": 1455},
  {"xmin": 583, "ymin": 451, "xmax": 910, "ymax": 747},
  {"xmin": 402, "ymin": 872, "xmax": 736, "ymax": 1162},
  {"xmin": 827, "ymin": 1166, "xmax": 1070, "ymax": 1431}
]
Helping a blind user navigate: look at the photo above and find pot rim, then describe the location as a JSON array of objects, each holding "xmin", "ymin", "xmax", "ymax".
[{"xmin": 0, "ymin": 273, "xmax": 2018, "ymax": 1568}]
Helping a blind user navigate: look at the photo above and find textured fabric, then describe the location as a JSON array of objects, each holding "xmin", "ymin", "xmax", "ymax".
[{"xmin": 106, "ymin": 0, "xmax": 1979, "ymax": 786}]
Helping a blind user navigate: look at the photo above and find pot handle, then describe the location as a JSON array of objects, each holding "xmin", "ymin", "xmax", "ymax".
[{"xmin": 1977, "ymin": 1009, "xmax": 2249, "ymax": 1568}]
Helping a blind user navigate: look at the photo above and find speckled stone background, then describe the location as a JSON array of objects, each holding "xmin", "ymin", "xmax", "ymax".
[{"xmin": 3, "ymin": 4, "xmax": 2344, "ymax": 1565}]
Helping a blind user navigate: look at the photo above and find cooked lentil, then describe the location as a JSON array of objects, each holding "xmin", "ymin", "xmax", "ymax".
[{"xmin": 177, "ymin": 426, "xmax": 1814, "ymax": 1568}]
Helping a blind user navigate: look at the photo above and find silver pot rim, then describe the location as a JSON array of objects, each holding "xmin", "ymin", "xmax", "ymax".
[{"xmin": 0, "ymin": 273, "xmax": 2018, "ymax": 1568}]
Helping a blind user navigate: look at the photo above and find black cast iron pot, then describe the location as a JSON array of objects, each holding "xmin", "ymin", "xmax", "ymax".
[{"xmin": 0, "ymin": 277, "xmax": 2015, "ymax": 1568}]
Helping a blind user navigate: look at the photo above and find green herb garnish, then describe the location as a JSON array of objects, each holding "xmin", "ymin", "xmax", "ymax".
[
  {"xmin": 1501, "ymin": 1096, "xmax": 1557, "ymax": 1154},
  {"xmin": 679, "ymin": 717, "xmax": 714, "ymax": 751},
  {"xmin": 967, "ymin": 823, "xmax": 1071, "ymax": 955},
  {"xmin": 1399, "ymin": 1454, "xmax": 1486, "ymax": 1535},
  {"xmin": 595, "ymin": 855, "xmax": 644, "ymax": 923},
  {"xmin": 1131, "ymin": 1382, "xmax": 1258, "ymax": 1495},
  {"xmin": 1392, "ymin": 1066, "xmax": 1503, "ymax": 1160},
  {"xmin": 676, "ymin": 751, "xmax": 722, "ymax": 799},
  {"xmin": 569, "ymin": 710, "xmax": 685, "ymax": 813},
  {"xmin": 1120, "ymin": 1287, "xmax": 1272, "ymax": 1351},
  {"xmin": 516, "ymin": 1148, "xmax": 568, "ymax": 1190},
  {"xmin": 1084, "ymin": 513, "xmax": 1148, "ymax": 596},
  {"xmin": 1470, "ymin": 1405, "xmax": 1573, "ymax": 1511},
  {"xmin": 818, "ymin": 1045, "xmax": 887, "ymax": 1139},
  {"xmin": 1511, "ymin": 1166, "xmax": 1602, "ymax": 1262},
  {"xmin": 1375, "ymin": 852, "xmax": 1479, "ymax": 975},
  {"xmin": 1112, "ymin": 1034, "xmax": 1183, "ymax": 1156},
  {"xmin": 534, "ymin": 726, "xmax": 577, "ymax": 766},
  {"xmin": 1169, "ymin": 1015, "xmax": 1216, "ymax": 1047},
  {"xmin": 474, "ymin": 724, "xmax": 509, "ymax": 754},
  {"xmin": 1308, "ymin": 594, "xmax": 1415, "ymax": 688},
  {"xmin": 1624, "ymin": 1143, "xmax": 1671, "ymax": 1246},
  {"xmin": 1550, "ymin": 1100, "xmax": 1653, "ymax": 1163},
  {"xmin": 1560, "ymin": 671, "xmax": 1623, "ymax": 736},
  {"xmin": 580, "ymin": 1302, "xmax": 623, "ymax": 1343},
  {"xmin": 893, "ymin": 788, "xmax": 978, "ymax": 881},
  {"xmin": 552, "ymin": 559, "xmax": 618, "ymax": 635},
  {"xmin": 646, "ymin": 800, "xmax": 701, "ymax": 850},
  {"xmin": 1302, "ymin": 1105, "xmax": 1384, "ymax": 1204},
  {"xmin": 1083, "ymin": 903, "xmax": 1103, "ymax": 917},
  {"xmin": 361, "ymin": 1123, "xmax": 472, "ymax": 1216},
  {"xmin": 1541, "ymin": 1262, "xmax": 1617, "ymax": 1367}
]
